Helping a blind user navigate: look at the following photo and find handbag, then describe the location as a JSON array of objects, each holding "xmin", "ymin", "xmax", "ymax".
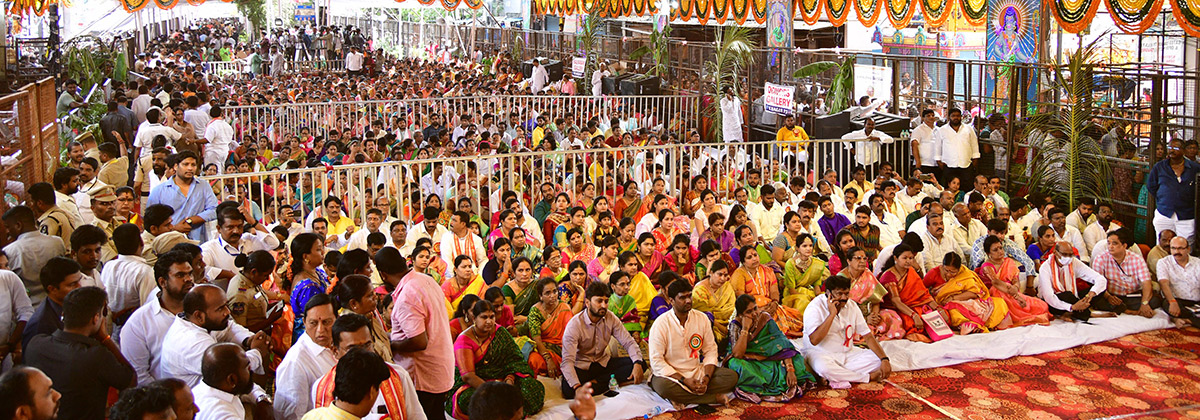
[{"xmin": 921, "ymin": 310, "xmax": 954, "ymax": 342}]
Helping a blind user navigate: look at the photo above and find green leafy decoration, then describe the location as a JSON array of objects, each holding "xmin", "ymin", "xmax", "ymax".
[
  {"xmin": 237, "ymin": 0, "xmax": 267, "ymax": 36},
  {"xmin": 630, "ymin": 22, "xmax": 671, "ymax": 81},
  {"xmin": 703, "ymin": 25, "xmax": 757, "ymax": 141},
  {"xmin": 1025, "ymin": 37, "xmax": 1111, "ymax": 209}
]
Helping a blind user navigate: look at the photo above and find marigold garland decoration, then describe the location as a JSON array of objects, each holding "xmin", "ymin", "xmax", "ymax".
[
  {"xmin": 887, "ymin": 0, "xmax": 916, "ymax": 27},
  {"xmin": 1050, "ymin": 0, "xmax": 1102, "ymax": 32},
  {"xmin": 826, "ymin": 0, "xmax": 849, "ymax": 24},
  {"xmin": 799, "ymin": 0, "xmax": 823, "ymax": 24},
  {"xmin": 854, "ymin": 0, "xmax": 882, "ymax": 26}
]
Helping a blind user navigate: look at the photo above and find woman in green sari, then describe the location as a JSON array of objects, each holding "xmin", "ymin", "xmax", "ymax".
[
  {"xmin": 502, "ymin": 257, "xmax": 540, "ymax": 316},
  {"xmin": 448, "ymin": 300, "xmax": 545, "ymax": 419},
  {"xmin": 727, "ymin": 294, "xmax": 816, "ymax": 403},
  {"xmin": 782, "ymin": 233, "xmax": 830, "ymax": 313},
  {"xmin": 607, "ymin": 271, "xmax": 643, "ymax": 339}
]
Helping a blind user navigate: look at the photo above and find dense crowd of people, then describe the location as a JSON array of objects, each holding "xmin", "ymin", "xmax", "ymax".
[{"xmin": 17, "ymin": 15, "xmax": 1200, "ymax": 420}]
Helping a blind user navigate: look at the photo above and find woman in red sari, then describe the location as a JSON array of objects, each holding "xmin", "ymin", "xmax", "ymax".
[
  {"xmin": 651, "ymin": 208, "xmax": 685, "ymax": 254},
  {"xmin": 879, "ymin": 244, "xmax": 946, "ymax": 342},
  {"xmin": 978, "ymin": 236, "xmax": 1052, "ymax": 326},
  {"xmin": 636, "ymin": 232, "xmax": 666, "ymax": 283},
  {"xmin": 542, "ymin": 193, "xmax": 572, "ymax": 247},
  {"xmin": 664, "ymin": 234, "xmax": 699, "ymax": 286}
]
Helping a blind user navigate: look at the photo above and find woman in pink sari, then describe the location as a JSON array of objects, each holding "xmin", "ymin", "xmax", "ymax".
[
  {"xmin": 977, "ymin": 236, "xmax": 1051, "ymax": 326},
  {"xmin": 837, "ymin": 247, "xmax": 905, "ymax": 340}
]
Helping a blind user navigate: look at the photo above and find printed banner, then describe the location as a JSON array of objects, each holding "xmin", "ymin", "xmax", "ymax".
[{"xmin": 764, "ymin": 82, "xmax": 795, "ymax": 115}]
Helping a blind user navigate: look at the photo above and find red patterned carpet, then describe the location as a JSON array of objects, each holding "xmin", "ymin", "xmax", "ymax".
[{"xmin": 649, "ymin": 327, "xmax": 1200, "ymax": 420}]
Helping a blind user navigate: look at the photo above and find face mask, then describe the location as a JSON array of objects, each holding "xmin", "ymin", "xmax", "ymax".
[{"xmin": 1057, "ymin": 256, "xmax": 1074, "ymax": 266}]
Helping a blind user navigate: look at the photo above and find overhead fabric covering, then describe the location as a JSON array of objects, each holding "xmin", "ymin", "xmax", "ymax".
[
  {"xmin": 538, "ymin": 0, "xmax": 1200, "ymax": 36},
  {"xmin": 115, "ymin": 0, "xmax": 483, "ymax": 13}
]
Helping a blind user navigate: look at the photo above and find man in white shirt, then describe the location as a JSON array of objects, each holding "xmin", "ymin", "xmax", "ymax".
[
  {"xmin": 647, "ymin": 281, "xmax": 737, "ymax": 408},
  {"xmin": 1066, "ymin": 198, "xmax": 1098, "ymax": 237},
  {"xmin": 310, "ymin": 314, "xmax": 426, "ymax": 420},
  {"xmin": 274, "ymin": 293, "xmax": 337, "ymax": 420},
  {"xmin": 131, "ymin": 86, "xmax": 153, "ymax": 125},
  {"xmin": 896, "ymin": 177, "xmax": 929, "ymax": 216},
  {"xmin": 402, "ymin": 208, "xmax": 449, "ymax": 257},
  {"xmin": 530, "ymin": 59, "xmax": 549, "ymax": 94},
  {"xmin": 120, "ymin": 250, "xmax": 194, "ymax": 385},
  {"xmin": 182, "ymin": 96, "xmax": 210, "ymax": 140},
  {"xmin": 346, "ymin": 209, "xmax": 386, "ymax": 252},
  {"xmin": 266, "ymin": 206, "xmax": 305, "ymax": 243},
  {"xmin": 1037, "ymin": 241, "xmax": 1116, "ymax": 322},
  {"xmin": 911, "ymin": 109, "xmax": 940, "ymax": 175},
  {"xmin": 200, "ymin": 207, "xmax": 280, "ymax": 275},
  {"xmin": 102, "ymin": 224, "xmax": 155, "ymax": 341},
  {"xmin": 719, "ymin": 86, "xmax": 743, "ymax": 142},
  {"xmin": 2, "ymin": 206, "xmax": 68, "ymax": 305},
  {"xmin": 345, "ymin": 46, "xmax": 364, "ymax": 76},
  {"xmin": 201, "ymin": 105, "xmax": 235, "ymax": 173},
  {"xmin": 933, "ymin": 108, "xmax": 979, "ymax": 189},
  {"xmin": 439, "ymin": 211, "xmax": 487, "ymax": 276},
  {"xmin": 133, "ymin": 108, "xmax": 182, "ymax": 161},
  {"xmin": 419, "ymin": 163, "xmax": 457, "ymax": 201},
  {"xmin": 1047, "ymin": 206, "xmax": 1091, "ymax": 263},
  {"xmin": 949, "ymin": 203, "xmax": 986, "ymax": 257},
  {"xmin": 0, "ymin": 268, "xmax": 33, "ymax": 368},
  {"xmin": 868, "ymin": 195, "xmax": 904, "ymax": 249},
  {"xmin": 803, "ymin": 275, "xmax": 891, "ymax": 388},
  {"xmin": 920, "ymin": 214, "xmax": 959, "ymax": 273},
  {"xmin": 754, "ymin": 184, "xmax": 787, "ymax": 243},
  {"xmin": 842, "ymin": 118, "xmax": 894, "ymax": 172},
  {"xmin": 160, "ymin": 284, "xmax": 270, "ymax": 388},
  {"xmin": 192, "ymin": 343, "xmax": 272, "ymax": 420},
  {"xmin": 1158, "ymin": 237, "xmax": 1200, "ymax": 328},
  {"xmin": 1082, "ymin": 202, "xmax": 1118, "ymax": 256}
]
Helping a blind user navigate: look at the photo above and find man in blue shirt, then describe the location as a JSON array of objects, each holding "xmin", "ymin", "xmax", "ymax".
[
  {"xmin": 147, "ymin": 151, "xmax": 218, "ymax": 242},
  {"xmin": 1147, "ymin": 138, "xmax": 1200, "ymax": 245}
]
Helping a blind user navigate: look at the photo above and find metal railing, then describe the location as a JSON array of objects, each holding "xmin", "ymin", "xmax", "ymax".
[
  {"xmin": 223, "ymin": 95, "xmax": 703, "ymax": 146},
  {"xmin": 200, "ymin": 59, "xmax": 347, "ymax": 76},
  {"xmin": 196, "ymin": 138, "xmax": 913, "ymax": 238}
]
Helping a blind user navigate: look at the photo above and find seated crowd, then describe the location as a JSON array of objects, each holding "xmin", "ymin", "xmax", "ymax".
[{"xmin": 20, "ymin": 16, "xmax": 1200, "ymax": 420}]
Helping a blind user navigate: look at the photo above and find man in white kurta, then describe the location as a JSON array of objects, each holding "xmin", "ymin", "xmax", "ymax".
[
  {"xmin": 647, "ymin": 282, "xmax": 738, "ymax": 406},
  {"xmin": 719, "ymin": 87, "xmax": 743, "ymax": 142},
  {"xmin": 160, "ymin": 285, "xmax": 267, "ymax": 388},
  {"xmin": 803, "ymin": 277, "xmax": 891, "ymax": 389}
]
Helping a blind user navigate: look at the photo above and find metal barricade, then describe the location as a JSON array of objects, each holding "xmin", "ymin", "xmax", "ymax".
[{"xmin": 222, "ymin": 95, "xmax": 703, "ymax": 146}]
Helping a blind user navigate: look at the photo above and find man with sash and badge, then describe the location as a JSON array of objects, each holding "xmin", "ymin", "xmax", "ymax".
[{"xmin": 312, "ymin": 314, "xmax": 425, "ymax": 420}]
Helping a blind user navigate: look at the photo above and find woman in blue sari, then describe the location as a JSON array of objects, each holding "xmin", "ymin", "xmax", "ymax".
[{"xmin": 727, "ymin": 294, "xmax": 816, "ymax": 403}]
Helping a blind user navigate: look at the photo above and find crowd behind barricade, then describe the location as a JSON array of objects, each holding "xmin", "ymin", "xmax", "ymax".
[{"xmin": 17, "ymin": 16, "xmax": 1200, "ymax": 420}]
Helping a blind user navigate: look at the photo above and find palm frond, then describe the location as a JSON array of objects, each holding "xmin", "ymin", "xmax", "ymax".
[
  {"xmin": 704, "ymin": 25, "xmax": 757, "ymax": 141},
  {"xmin": 1025, "ymin": 35, "xmax": 1111, "ymax": 209}
]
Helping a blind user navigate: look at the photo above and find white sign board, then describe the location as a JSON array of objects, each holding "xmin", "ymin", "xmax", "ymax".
[
  {"xmin": 572, "ymin": 57, "xmax": 586, "ymax": 78},
  {"xmin": 764, "ymin": 82, "xmax": 795, "ymax": 115},
  {"xmin": 854, "ymin": 64, "xmax": 892, "ymax": 102}
]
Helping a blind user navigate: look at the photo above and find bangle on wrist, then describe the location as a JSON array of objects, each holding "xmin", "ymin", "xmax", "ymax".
[{"xmin": 879, "ymin": 356, "xmax": 889, "ymax": 361}]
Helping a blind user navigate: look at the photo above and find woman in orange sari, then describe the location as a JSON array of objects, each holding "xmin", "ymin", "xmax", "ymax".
[
  {"xmin": 977, "ymin": 236, "xmax": 1051, "ymax": 326},
  {"xmin": 522, "ymin": 278, "xmax": 573, "ymax": 378},
  {"xmin": 878, "ymin": 244, "xmax": 946, "ymax": 342},
  {"xmin": 731, "ymin": 245, "xmax": 805, "ymax": 337}
]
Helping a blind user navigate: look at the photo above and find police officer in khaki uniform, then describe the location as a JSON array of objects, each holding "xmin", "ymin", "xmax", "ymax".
[
  {"xmin": 88, "ymin": 184, "xmax": 126, "ymax": 263},
  {"xmin": 226, "ymin": 249, "xmax": 284, "ymax": 333},
  {"xmin": 29, "ymin": 182, "xmax": 77, "ymax": 249}
]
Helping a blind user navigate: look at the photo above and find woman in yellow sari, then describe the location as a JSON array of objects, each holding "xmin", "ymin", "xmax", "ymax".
[
  {"xmin": 928, "ymin": 252, "xmax": 1012, "ymax": 335},
  {"xmin": 443, "ymin": 255, "xmax": 486, "ymax": 319},
  {"xmin": 731, "ymin": 245, "xmax": 805, "ymax": 338},
  {"xmin": 522, "ymin": 278, "xmax": 573, "ymax": 378},
  {"xmin": 781, "ymin": 233, "xmax": 829, "ymax": 314},
  {"xmin": 617, "ymin": 250, "xmax": 657, "ymax": 322},
  {"xmin": 692, "ymin": 259, "xmax": 736, "ymax": 342}
]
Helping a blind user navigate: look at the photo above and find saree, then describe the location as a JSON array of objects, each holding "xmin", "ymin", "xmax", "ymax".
[
  {"xmin": 638, "ymin": 251, "xmax": 666, "ymax": 283},
  {"xmin": 840, "ymin": 269, "xmax": 905, "ymax": 340},
  {"xmin": 692, "ymin": 279, "xmax": 736, "ymax": 342},
  {"xmin": 782, "ymin": 257, "xmax": 830, "ymax": 313},
  {"xmin": 562, "ymin": 244, "xmax": 598, "ymax": 266},
  {"xmin": 618, "ymin": 238, "xmax": 638, "ymax": 254},
  {"xmin": 933, "ymin": 267, "xmax": 1010, "ymax": 333},
  {"xmin": 880, "ymin": 268, "xmax": 938, "ymax": 338},
  {"xmin": 729, "ymin": 244, "xmax": 773, "ymax": 270},
  {"xmin": 444, "ymin": 275, "xmax": 486, "ymax": 319},
  {"xmin": 977, "ymin": 259, "xmax": 1051, "ymax": 326},
  {"xmin": 424, "ymin": 259, "xmax": 448, "ymax": 285},
  {"xmin": 727, "ymin": 319, "xmax": 816, "ymax": 403},
  {"xmin": 731, "ymin": 266, "xmax": 805, "ymax": 338},
  {"xmin": 628, "ymin": 272, "xmax": 657, "ymax": 315},
  {"xmin": 586, "ymin": 257, "xmax": 620, "ymax": 284},
  {"xmin": 609, "ymin": 293, "xmax": 643, "ymax": 339},
  {"xmin": 543, "ymin": 212, "xmax": 570, "ymax": 248},
  {"xmin": 615, "ymin": 196, "xmax": 643, "ymax": 220},
  {"xmin": 448, "ymin": 328, "xmax": 544, "ymax": 419},
  {"xmin": 524, "ymin": 303, "xmax": 572, "ymax": 376},
  {"xmin": 503, "ymin": 281, "xmax": 540, "ymax": 317}
]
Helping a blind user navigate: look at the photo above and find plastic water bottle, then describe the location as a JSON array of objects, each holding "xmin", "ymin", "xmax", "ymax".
[
  {"xmin": 643, "ymin": 406, "xmax": 665, "ymax": 419},
  {"xmin": 609, "ymin": 377, "xmax": 619, "ymax": 392}
]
